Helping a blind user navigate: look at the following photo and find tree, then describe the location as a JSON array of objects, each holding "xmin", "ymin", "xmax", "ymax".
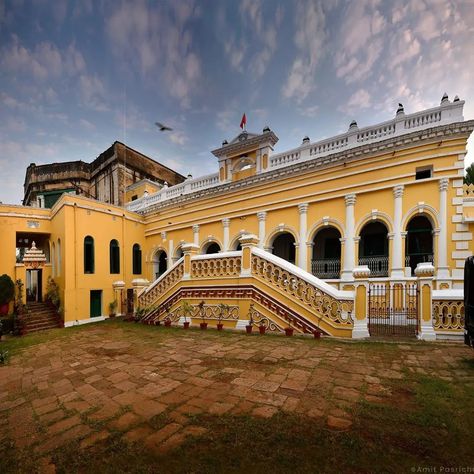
[{"xmin": 465, "ymin": 163, "xmax": 474, "ymax": 185}]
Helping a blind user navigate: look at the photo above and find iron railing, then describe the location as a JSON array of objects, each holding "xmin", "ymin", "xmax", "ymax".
[
  {"xmin": 311, "ymin": 259, "xmax": 341, "ymax": 279},
  {"xmin": 358, "ymin": 256, "xmax": 389, "ymax": 277}
]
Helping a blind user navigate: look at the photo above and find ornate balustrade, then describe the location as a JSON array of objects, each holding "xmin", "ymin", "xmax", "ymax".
[
  {"xmin": 358, "ymin": 256, "xmax": 389, "ymax": 277},
  {"xmin": 127, "ymin": 100, "xmax": 464, "ymax": 213},
  {"xmin": 138, "ymin": 258, "xmax": 184, "ymax": 307},
  {"xmin": 191, "ymin": 252, "xmax": 242, "ymax": 278},
  {"xmin": 311, "ymin": 259, "xmax": 341, "ymax": 279},
  {"xmin": 251, "ymin": 248, "xmax": 353, "ymax": 327},
  {"xmin": 464, "ymin": 183, "xmax": 474, "ymax": 197},
  {"xmin": 432, "ymin": 290, "xmax": 464, "ymax": 332}
]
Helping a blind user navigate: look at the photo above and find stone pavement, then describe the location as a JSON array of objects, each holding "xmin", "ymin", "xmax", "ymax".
[{"xmin": 0, "ymin": 323, "xmax": 472, "ymax": 462}]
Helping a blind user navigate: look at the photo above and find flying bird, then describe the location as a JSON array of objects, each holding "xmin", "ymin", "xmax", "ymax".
[{"xmin": 155, "ymin": 122, "xmax": 173, "ymax": 132}]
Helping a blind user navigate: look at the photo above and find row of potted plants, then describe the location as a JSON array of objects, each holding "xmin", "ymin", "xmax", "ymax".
[{"xmin": 138, "ymin": 300, "xmax": 323, "ymax": 339}]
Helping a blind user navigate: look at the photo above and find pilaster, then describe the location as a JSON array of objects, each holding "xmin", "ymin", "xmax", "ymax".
[
  {"xmin": 437, "ymin": 178, "xmax": 450, "ymax": 280},
  {"xmin": 391, "ymin": 185, "xmax": 405, "ymax": 278},
  {"xmin": 222, "ymin": 218, "xmax": 230, "ymax": 251},
  {"xmin": 341, "ymin": 194, "xmax": 356, "ymax": 281},
  {"xmin": 257, "ymin": 211, "xmax": 267, "ymax": 249},
  {"xmin": 352, "ymin": 266, "xmax": 371, "ymax": 338},
  {"xmin": 298, "ymin": 203, "xmax": 309, "ymax": 270},
  {"xmin": 192, "ymin": 224, "xmax": 200, "ymax": 247}
]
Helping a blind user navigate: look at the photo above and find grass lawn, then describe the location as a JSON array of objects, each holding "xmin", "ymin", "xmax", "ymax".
[{"xmin": 0, "ymin": 320, "xmax": 473, "ymax": 473}]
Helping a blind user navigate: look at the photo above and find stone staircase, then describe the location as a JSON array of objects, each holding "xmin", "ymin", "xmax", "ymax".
[{"xmin": 24, "ymin": 302, "xmax": 61, "ymax": 333}]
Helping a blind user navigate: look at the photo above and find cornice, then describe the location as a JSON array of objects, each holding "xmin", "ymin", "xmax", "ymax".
[
  {"xmin": 211, "ymin": 131, "xmax": 278, "ymax": 158},
  {"xmin": 141, "ymin": 120, "xmax": 474, "ymax": 216}
]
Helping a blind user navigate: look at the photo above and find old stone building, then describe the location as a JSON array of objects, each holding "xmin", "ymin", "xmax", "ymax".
[{"xmin": 23, "ymin": 141, "xmax": 185, "ymax": 208}]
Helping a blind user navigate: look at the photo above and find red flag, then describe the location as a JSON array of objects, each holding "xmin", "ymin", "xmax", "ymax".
[{"xmin": 240, "ymin": 113, "xmax": 247, "ymax": 130}]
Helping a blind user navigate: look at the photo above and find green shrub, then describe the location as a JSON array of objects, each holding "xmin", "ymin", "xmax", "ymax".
[
  {"xmin": 0, "ymin": 274, "xmax": 15, "ymax": 307},
  {"xmin": 0, "ymin": 316, "xmax": 14, "ymax": 334},
  {"xmin": 0, "ymin": 349, "xmax": 9, "ymax": 364}
]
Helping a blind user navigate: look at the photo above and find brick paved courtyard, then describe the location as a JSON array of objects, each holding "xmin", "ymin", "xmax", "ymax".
[{"xmin": 1, "ymin": 320, "xmax": 473, "ymax": 473}]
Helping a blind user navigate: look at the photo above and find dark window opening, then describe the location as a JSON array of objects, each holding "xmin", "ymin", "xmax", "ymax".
[
  {"xmin": 132, "ymin": 243, "xmax": 142, "ymax": 275},
  {"xmin": 131, "ymin": 195, "xmax": 138, "ymax": 201},
  {"xmin": 416, "ymin": 166, "xmax": 432, "ymax": 180},
  {"xmin": 84, "ymin": 236, "xmax": 95, "ymax": 274},
  {"xmin": 110, "ymin": 239, "xmax": 120, "ymax": 274}
]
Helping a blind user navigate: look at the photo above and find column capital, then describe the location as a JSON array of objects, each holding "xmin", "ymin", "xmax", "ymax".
[
  {"xmin": 298, "ymin": 202, "xmax": 309, "ymax": 214},
  {"xmin": 439, "ymin": 178, "xmax": 449, "ymax": 192},
  {"xmin": 222, "ymin": 218, "xmax": 230, "ymax": 227},
  {"xmin": 387, "ymin": 232, "xmax": 395, "ymax": 240},
  {"xmin": 393, "ymin": 185, "xmax": 405, "ymax": 198},
  {"xmin": 257, "ymin": 211, "xmax": 267, "ymax": 221},
  {"xmin": 192, "ymin": 224, "xmax": 200, "ymax": 233},
  {"xmin": 401, "ymin": 231, "xmax": 408, "ymax": 239},
  {"xmin": 345, "ymin": 194, "xmax": 356, "ymax": 206}
]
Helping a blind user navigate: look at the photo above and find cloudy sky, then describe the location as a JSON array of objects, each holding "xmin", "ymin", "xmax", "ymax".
[{"xmin": 1, "ymin": 0, "xmax": 473, "ymax": 204}]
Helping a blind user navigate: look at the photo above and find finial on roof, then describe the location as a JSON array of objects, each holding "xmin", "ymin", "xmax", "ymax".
[
  {"xmin": 349, "ymin": 120, "xmax": 358, "ymax": 130},
  {"xmin": 263, "ymin": 126, "xmax": 271, "ymax": 133},
  {"xmin": 396, "ymin": 103, "xmax": 404, "ymax": 115},
  {"xmin": 163, "ymin": 181, "xmax": 168, "ymax": 188},
  {"xmin": 187, "ymin": 174, "xmax": 193, "ymax": 180},
  {"xmin": 302, "ymin": 136, "xmax": 310, "ymax": 144},
  {"xmin": 441, "ymin": 92, "xmax": 449, "ymax": 104},
  {"xmin": 453, "ymin": 95, "xmax": 460, "ymax": 102},
  {"xmin": 222, "ymin": 139, "xmax": 228, "ymax": 146}
]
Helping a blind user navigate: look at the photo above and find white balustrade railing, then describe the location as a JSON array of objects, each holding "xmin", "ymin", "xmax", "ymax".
[{"xmin": 127, "ymin": 100, "xmax": 464, "ymax": 212}]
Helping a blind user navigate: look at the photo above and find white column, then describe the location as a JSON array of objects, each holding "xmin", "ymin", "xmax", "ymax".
[
  {"xmin": 193, "ymin": 224, "xmax": 200, "ymax": 247},
  {"xmin": 168, "ymin": 239, "xmax": 174, "ymax": 269},
  {"xmin": 298, "ymin": 203, "xmax": 309, "ymax": 270},
  {"xmin": 391, "ymin": 185, "xmax": 404, "ymax": 278},
  {"xmin": 341, "ymin": 194, "xmax": 356, "ymax": 281},
  {"xmin": 437, "ymin": 178, "xmax": 449, "ymax": 279},
  {"xmin": 257, "ymin": 211, "xmax": 267, "ymax": 249},
  {"xmin": 222, "ymin": 218, "xmax": 230, "ymax": 251}
]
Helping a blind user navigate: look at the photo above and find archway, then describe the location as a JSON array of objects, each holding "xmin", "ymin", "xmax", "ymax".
[
  {"xmin": 271, "ymin": 232, "xmax": 296, "ymax": 264},
  {"xmin": 174, "ymin": 246, "xmax": 184, "ymax": 263},
  {"xmin": 359, "ymin": 221, "xmax": 389, "ymax": 276},
  {"xmin": 405, "ymin": 215, "xmax": 433, "ymax": 275},
  {"xmin": 204, "ymin": 242, "xmax": 221, "ymax": 254},
  {"xmin": 312, "ymin": 226, "xmax": 341, "ymax": 278},
  {"xmin": 152, "ymin": 250, "xmax": 168, "ymax": 280}
]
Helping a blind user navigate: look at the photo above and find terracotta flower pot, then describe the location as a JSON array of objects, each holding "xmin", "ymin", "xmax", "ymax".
[
  {"xmin": 200, "ymin": 322, "xmax": 208, "ymax": 330},
  {"xmin": 259, "ymin": 325, "xmax": 266, "ymax": 335},
  {"xmin": 164, "ymin": 320, "xmax": 172, "ymax": 327},
  {"xmin": 245, "ymin": 325, "xmax": 253, "ymax": 334},
  {"xmin": 183, "ymin": 321, "xmax": 190, "ymax": 329},
  {"xmin": 217, "ymin": 323, "xmax": 224, "ymax": 331},
  {"xmin": 285, "ymin": 327, "xmax": 294, "ymax": 337},
  {"xmin": 313, "ymin": 330, "xmax": 322, "ymax": 339}
]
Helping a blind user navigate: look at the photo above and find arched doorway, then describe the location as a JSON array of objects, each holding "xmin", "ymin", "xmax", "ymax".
[
  {"xmin": 405, "ymin": 215, "xmax": 433, "ymax": 275},
  {"xmin": 359, "ymin": 221, "xmax": 389, "ymax": 276},
  {"xmin": 312, "ymin": 227, "xmax": 341, "ymax": 278},
  {"xmin": 152, "ymin": 250, "xmax": 168, "ymax": 279},
  {"xmin": 271, "ymin": 232, "xmax": 296, "ymax": 265},
  {"xmin": 174, "ymin": 246, "xmax": 184, "ymax": 263},
  {"xmin": 204, "ymin": 242, "xmax": 221, "ymax": 254}
]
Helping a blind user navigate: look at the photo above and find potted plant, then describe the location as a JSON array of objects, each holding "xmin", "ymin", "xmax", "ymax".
[
  {"xmin": 181, "ymin": 301, "xmax": 193, "ymax": 329},
  {"xmin": 259, "ymin": 323, "xmax": 266, "ymax": 335},
  {"xmin": 45, "ymin": 277, "xmax": 60, "ymax": 310},
  {"xmin": 284, "ymin": 320, "xmax": 294, "ymax": 337},
  {"xmin": 163, "ymin": 303, "xmax": 172, "ymax": 327},
  {"xmin": 0, "ymin": 274, "xmax": 15, "ymax": 316},
  {"xmin": 108, "ymin": 300, "xmax": 118, "ymax": 318},
  {"xmin": 245, "ymin": 304, "xmax": 254, "ymax": 334},
  {"xmin": 198, "ymin": 301, "xmax": 207, "ymax": 330},
  {"xmin": 217, "ymin": 303, "xmax": 229, "ymax": 331}
]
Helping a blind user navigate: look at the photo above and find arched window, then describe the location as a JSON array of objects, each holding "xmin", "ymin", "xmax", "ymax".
[
  {"xmin": 312, "ymin": 227, "xmax": 341, "ymax": 278},
  {"xmin": 57, "ymin": 238, "xmax": 61, "ymax": 277},
  {"xmin": 51, "ymin": 242, "xmax": 56, "ymax": 277},
  {"xmin": 204, "ymin": 242, "xmax": 221, "ymax": 254},
  {"xmin": 110, "ymin": 239, "xmax": 120, "ymax": 274},
  {"xmin": 132, "ymin": 243, "xmax": 142, "ymax": 275},
  {"xmin": 152, "ymin": 250, "xmax": 168, "ymax": 279},
  {"xmin": 405, "ymin": 215, "xmax": 433, "ymax": 274},
  {"xmin": 359, "ymin": 221, "xmax": 389, "ymax": 276},
  {"xmin": 271, "ymin": 232, "xmax": 296, "ymax": 264},
  {"xmin": 84, "ymin": 236, "xmax": 94, "ymax": 274}
]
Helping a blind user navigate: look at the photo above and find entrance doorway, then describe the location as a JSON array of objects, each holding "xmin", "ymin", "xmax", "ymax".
[
  {"xmin": 90, "ymin": 290, "xmax": 102, "ymax": 318},
  {"xmin": 26, "ymin": 269, "xmax": 42, "ymax": 302}
]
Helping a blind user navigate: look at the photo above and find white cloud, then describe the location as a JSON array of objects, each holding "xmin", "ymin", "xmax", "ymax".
[
  {"xmin": 168, "ymin": 131, "xmax": 188, "ymax": 146},
  {"xmin": 105, "ymin": 0, "xmax": 202, "ymax": 108},
  {"xmin": 282, "ymin": 0, "xmax": 327, "ymax": 102}
]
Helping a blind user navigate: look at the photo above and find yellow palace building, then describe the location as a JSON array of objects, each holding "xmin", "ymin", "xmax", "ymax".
[{"xmin": 1, "ymin": 94, "xmax": 473, "ymax": 340}]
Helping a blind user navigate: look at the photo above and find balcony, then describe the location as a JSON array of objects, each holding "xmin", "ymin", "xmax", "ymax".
[
  {"xmin": 311, "ymin": 259, "xmax": 341, "ymax": 279},
  {"xmin": 358, "ymin": 256, "xmax": 389, "ymax": 277}
]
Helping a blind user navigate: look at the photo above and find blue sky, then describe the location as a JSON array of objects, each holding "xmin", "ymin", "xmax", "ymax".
[{"xmin": 1, "ymin": 0, "xmax": 473, "ymax": 204}]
